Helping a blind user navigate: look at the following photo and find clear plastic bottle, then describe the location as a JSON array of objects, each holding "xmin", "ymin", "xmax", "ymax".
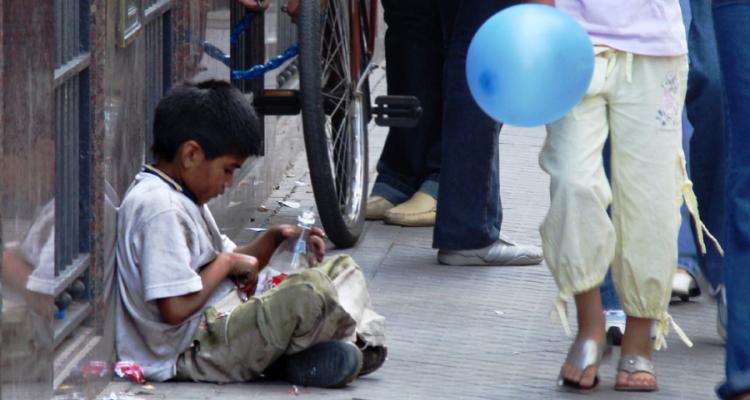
[{"xmin": 254, "ymin": 210, "xmax": 317, "ymax": 295}]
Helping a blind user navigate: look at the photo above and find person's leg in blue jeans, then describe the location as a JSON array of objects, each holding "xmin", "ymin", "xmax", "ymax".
[
  {"xmin": 433, "ymin": 0, "xmax": 542, "ymax": 266},
  {"xmin": 684, "ymin": 0, "xmax": 728, "ymax": 340},
  {"xmin": 687, "ymin": 0, "xmax": 726, "ymax": 295},
  {"xmin": 713, "ymin": 1, "xmax": 750, "ymax": 398},
  {"xmin": 367, "ymin": 0, "xmax": 442, "ymax": 223}
]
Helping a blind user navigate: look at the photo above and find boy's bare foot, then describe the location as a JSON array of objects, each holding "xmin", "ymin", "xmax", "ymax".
[
  {"xmin": 559, "ymin": 289, "xmax": 606, "ymax": 389},
  {"xmin": 615, "ymin": 316, "xmax": 658, "ymax": 391}
]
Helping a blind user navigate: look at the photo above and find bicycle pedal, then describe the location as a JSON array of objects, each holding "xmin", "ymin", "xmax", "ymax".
[
  {"xmin": 372, "ymin": 96, "xmax": 422, "ymax": 127},
  {"xmin": 254, "ymin": 90, "xmax": 302, "ymax": 116}
]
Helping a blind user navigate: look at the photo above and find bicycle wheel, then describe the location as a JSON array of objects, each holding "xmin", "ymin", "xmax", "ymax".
[{"xmin": 298, "ymin": 0, "xmax": 369, "ymax": 248}]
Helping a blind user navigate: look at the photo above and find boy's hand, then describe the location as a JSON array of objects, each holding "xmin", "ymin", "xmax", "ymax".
[
  {"xmin": 235, "ymin": 224, "xmax": 327, "ymax": 268},
  {"xmin": 227, "ymin": 253, "xmax": 260, "ymax": 298},
  {"xmin": 273, "ymin": 225, "xmax": 327, "ymax": 262},
  {"xmin": 157, "ymin": 253, "xmax": 259, "ymax": 325}
]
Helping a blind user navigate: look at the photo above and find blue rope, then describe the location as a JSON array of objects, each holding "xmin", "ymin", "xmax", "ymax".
[
  {"xmin": 201, "ymin": 11, "xmax": 298, "ymax": 80},
  {"xmin": 230, "ymin": 12, "xmax": 256, "ymax": 45},
  {"xmin": 231, "ymin": 45, "xmax": 299, "ymax": 80},
  {"xmin": 202, "ymin": 41, "xmax": 232, "ymax": 67}
]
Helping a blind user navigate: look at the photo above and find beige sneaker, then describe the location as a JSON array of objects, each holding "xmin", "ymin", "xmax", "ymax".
[
  {"xmin": 366, "ymin": 196, "xmax": 395, "ymax": 220},
  {"xmin": 383, "ymin": 192, "xmax": 436, "ymax": 227}
]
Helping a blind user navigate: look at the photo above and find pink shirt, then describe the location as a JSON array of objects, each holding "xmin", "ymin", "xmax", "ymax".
[{"xmin": 555, "ymin": 0, "xmax": 687, "ymax": 56}]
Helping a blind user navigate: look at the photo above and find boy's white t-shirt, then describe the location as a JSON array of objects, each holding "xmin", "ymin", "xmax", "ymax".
[
  {"xmin": 115, "ymin": 168, "xmax": 236, "ymax": 381},
  {"xmin": 555, "ymin": 0, "xmax": 687, "ymax": 56}
]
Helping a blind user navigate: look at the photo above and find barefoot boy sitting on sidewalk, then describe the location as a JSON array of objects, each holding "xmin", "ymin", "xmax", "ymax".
[{"xmin": 115, "ymin": 79, "xmax": 386, "ymax": 388}]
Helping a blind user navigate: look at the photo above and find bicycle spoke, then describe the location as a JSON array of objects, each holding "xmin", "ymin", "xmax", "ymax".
[
  {"xmin": 325, "ymin": 124, "xmax": 349, "ymax": 207},
  {"xmin": 321, "ymin": 36, "xmax": 335, "ymax": 72},
  {"xmin": 320, "ymin": 10, "xmax": 342, "ymax": 84},
  {"xmin": 322, "ymin": 78, "xmax": 348, "ymax": 99},
  {"xmin": 321, "ymin": 36, "xmax": 342, "ymax": 75},
  {"xmin": 326, "ymin": 92, "xmax": 349, "ymax": 121},
  {"xmin": 324, "ymin": 120, "xmax": 338, "ymax": 188},
  {"xmin": 334, "ymin": 117, "xmax": 353, "ymax": 182},
  {"xmin": 328, "ymin": 124, "xmax": 348, "ymax": 200},
  {"xmin": 335, "ymin": 127, "xmax": 352, "ymax": 201},
  {"xmin": 321, "ymin": 43, "xmax": 346, "ymax": 86},
  {"xmin": 323, "ymin": 0, "xmax": 351, "ymax": 83},
  {"xmin": 333, "ymin": 109, "xmax": 351, "ymax": 150},
  {"xmin": 333, "ymin": 0, "xmax": 351, "ymax": 82},
  {"xmin": 323, "ymin": 99, "xmax": 355, "ymax": 206}
]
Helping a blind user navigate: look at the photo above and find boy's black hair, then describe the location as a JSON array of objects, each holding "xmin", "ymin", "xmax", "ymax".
[{"xmin": 152, "ymin": 79, "xmax": 262, "ymax": 161}]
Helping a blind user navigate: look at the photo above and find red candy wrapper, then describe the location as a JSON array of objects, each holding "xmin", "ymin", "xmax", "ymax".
[
  {"xmin": 114, "ymin": 361, "xmax": 146, "ymax": 384},
  {"xmin": 80, "ymin": 361, "xmax": 109, "ymax": 381},
  {"xmin": 271, "ymin": 272, "xmax": 289, "ymax": 286}
]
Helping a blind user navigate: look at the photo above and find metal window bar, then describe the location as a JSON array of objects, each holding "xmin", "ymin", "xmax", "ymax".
[
  {"xmin": 54, "ymin": 0, "xmax": 87, "ymax": 68},
  {"xmin": 144, "ymin": 7, "xmax": 172, "ymax": 163},
  {"xmin": 55, "ymin": 76, "xmax": 81, "ymax": 275},
  {"xmin": 54, "ymin": 87, "xmax": 63, "ymax": 273},
  {"xmin": 273, "ymin": 4, "xmax": 297, "ymax": 88},
  {"xmin": 80, "ymin": 0, "xmax": 90, "ymax": 53},
  {"xmin": 52, "ymin": 0, "xmax": 93, "ymax": 347},
  {"xmin": 78, "ymin": 69, "xmax": 91, "ymax": 254},
  {"xmin": 231, "ymin": 2, "xmax": 265, "ymax": 95},
  {"xmin": 162, "ymin": 10, "xmax": 172, "ymax": 93},
  {"xmin": 276, "ymin": 4, "xmax": 296, "ymax": 56},
  {"xmin": 55, "ymin": 0, "xmax": 62, "ymax": 67},
  {"xmin": 53, "ymin": 0, "xmax": 91, "ymax": 278},
  {"xmin": 230, "ymin": 2, "xmax": 265, "ymax": 152}
]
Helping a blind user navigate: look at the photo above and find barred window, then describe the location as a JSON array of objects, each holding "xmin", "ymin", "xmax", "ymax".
[
  {"xmin": 144, "ymin": 0, "xmax": 173, "ymax": 162},
  {"xmin": 52, "ymin": 0, "xmax": 92, "ymax": 346}
]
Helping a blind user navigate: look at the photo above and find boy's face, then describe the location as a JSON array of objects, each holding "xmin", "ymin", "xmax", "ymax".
[{"xmin": 181, "ymin": 145, "xmax": 246, "ymax": 205}]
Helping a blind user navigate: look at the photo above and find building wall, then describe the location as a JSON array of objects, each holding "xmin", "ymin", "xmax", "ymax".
[
  {"xmin": 0, "ymin": 1, "xmax": 306, "ymax": 398},
  {"xmin": 0, "ymin": 1, "xmax": 56, "ymax": 398}
]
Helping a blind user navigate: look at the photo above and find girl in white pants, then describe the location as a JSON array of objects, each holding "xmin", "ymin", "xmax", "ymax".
[{"xmin": 538, "ymin": 0, "xmax": 716, "ymax": 392}]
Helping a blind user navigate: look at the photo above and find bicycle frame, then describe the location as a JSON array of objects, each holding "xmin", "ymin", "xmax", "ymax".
[
  {"xmin": 369, "ymin": 0, "xmax": 378, "ymax": 52},
  {"xmin": 352, "ymin": 0, "xmax": 379, "ymax": 96}
]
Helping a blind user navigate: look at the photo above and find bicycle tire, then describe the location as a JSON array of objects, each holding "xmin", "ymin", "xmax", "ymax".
[{"xmin": 298, "ymin": 0, "xmax": 369, "ymax": 248}]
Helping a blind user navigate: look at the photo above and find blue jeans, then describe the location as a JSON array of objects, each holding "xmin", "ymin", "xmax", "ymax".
[
  {"xmin": 713, "ymin": 1, "xmax": 750, "ymax": 397},
  {"xmin": 433, "ymin": 0, "xmax": 522, "ymax": 250},
  {"xmin": 687, "ymin": 0, "xmax": 726, "ymax": 291},
  {"xmin": 371, "ymin": 0, "xmax": 443, "ymax": 204}
]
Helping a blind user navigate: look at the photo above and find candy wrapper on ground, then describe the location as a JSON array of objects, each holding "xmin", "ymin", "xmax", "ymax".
[
  {"xmin": 81, "ymin": 361, "xmax": 110, "ymax": 382},
  {"xmin": 114, "ymin": 361, "xmax": 146, "ymax": 384}
]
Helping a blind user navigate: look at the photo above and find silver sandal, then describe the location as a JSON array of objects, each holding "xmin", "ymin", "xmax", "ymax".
[
  {"xmin": 558, "ymin": 338, "xmax": 606, "ymax": 390},
  {"xmin": 614, "ymin": 354, "xmax": 658, "ymax": 392}
]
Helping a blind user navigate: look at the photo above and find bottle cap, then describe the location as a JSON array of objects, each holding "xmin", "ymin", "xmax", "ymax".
[{"xmin": 297, "ymin": 210, "xmax": 316, "ymax": 227}]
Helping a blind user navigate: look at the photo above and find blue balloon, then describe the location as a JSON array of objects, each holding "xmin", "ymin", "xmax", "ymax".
[{"xmin": 466, "ymin": 4, "xmax": 594, "ymax": 127}]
